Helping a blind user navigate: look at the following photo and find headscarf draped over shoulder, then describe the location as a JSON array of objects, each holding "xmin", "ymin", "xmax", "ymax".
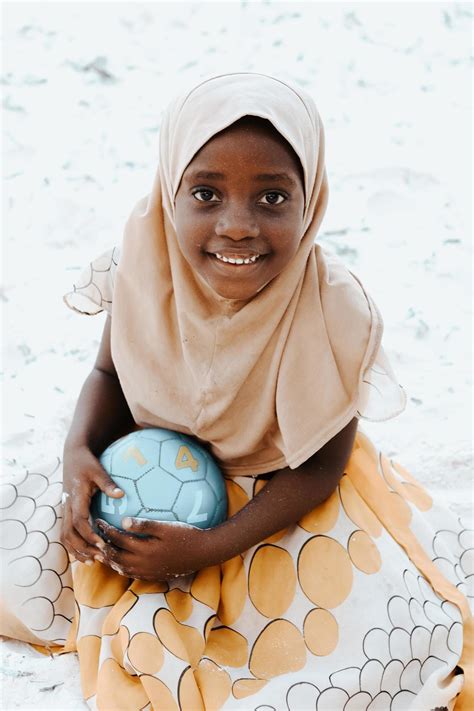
[{"xmin": 111, "ymin": 72, "xmax": 384, "ymax": 476}]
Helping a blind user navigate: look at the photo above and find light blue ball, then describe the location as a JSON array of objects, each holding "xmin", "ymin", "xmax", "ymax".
[{"xmin": 90, "ymin": 428, "xmax": 228, "ymax": 531}]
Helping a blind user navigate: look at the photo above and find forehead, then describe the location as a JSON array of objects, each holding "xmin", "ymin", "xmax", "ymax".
[{"xmin": 183, "ymin": 116, "xmax": 305, "ymax": 185}]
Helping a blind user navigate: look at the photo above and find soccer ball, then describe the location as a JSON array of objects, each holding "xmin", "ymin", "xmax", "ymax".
[{"xmin": 90, "ymin": 428, "xmax": 228, "ymax": 531}]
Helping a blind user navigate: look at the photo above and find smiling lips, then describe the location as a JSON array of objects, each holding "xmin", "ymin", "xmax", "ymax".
[{"xmin": 212, "ymin": 252, "xmax": 262, "ymax": 266}]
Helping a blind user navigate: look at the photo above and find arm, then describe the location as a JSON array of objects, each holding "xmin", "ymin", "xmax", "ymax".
[
  {"xmin": 64, "ymin": 315, "xmax": 135, "ymax": 456},
  {"xmin": 95, "ymin": 416, "xmax": 359, "ymax": 580},
  {"xmin": 209, "ymin": 415, "xmax": 359, "ymax": 561},
  {"xmin": 61, "ymin": 315, "xmax": 136, "ymax": 562}
]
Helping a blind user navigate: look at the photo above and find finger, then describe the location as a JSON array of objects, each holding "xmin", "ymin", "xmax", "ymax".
[
  {"xmin": 98, "ymin": 544, "xmax": 134, "ymax": 576},
  {"xmin": 123, "ymin": 517, "xmax": 200, "ymax": 536},
  {"xmin": 68, "ymin": 522, "xmax": 103, "ymax": 562},
  {"xmin": 107, "ymin": 556, "xmax": 134, "ymax": 577},
  {"xmin": 96, "ymin": 519, "xmax": 139, "ymax": 551},
  {"xmin": 71, "ymin": 492, "xmax": 106, "ymax": 550},
  {"xmin": 75, "ymin": 514, "xmax": 106, "ymax": 551},
  {"xmin": 65, "ymin": 501, "xmax": 104, "ymax": 561},
  {"xmin": 121, "ymin": 517, "xmax": 170, "ymax": 537},
  {"xmin": 60, "ymin": 501, "xmax": 78, "ymax": 559},
  {"xmin": 109, "ymin": 562, "xmax": 129, "ymax": 577},
  {"xmin": 60, "ymin": 500, "xmax": 84, "ymax": 558},
  {"xmin": 92, "ymin": 464, "xmax": 124, "ymax": 498}
]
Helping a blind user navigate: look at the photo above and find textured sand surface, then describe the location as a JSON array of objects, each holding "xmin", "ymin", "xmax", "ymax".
[{"xmin": 1, "ymin": 2, "xmax": 472, "ymax": 708}]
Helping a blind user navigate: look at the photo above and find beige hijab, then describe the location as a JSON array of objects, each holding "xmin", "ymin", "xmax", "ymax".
[{"xmin": 111, "ymin": 72, "xmax": 383, "ymax": 476}]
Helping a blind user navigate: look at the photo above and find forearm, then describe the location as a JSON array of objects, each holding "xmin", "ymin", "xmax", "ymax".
[
  {"xmin": 208, "ymin": 417, "xmax": 358, "ymax": 564},
  {"xmin": 210, "ymin": 461, "xmax": 340, "ymax": 562},
  {"xmin": 64, "ymin": 367, "xmax": 135, "ymax": 456}
]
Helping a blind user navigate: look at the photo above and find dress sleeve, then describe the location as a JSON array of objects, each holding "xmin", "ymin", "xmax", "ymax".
[
  {"xmin": 63, "ymin": 246, "xmax": 120, "ymax": 316},
  {"xmin": 356, "ymin": 344, "xmax": 407, "ymax": 422}
]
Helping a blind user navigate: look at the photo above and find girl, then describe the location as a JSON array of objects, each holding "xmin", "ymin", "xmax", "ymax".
[{"xmin": 1, "ymin": 72, "xmax": 472, "ymax": 710}]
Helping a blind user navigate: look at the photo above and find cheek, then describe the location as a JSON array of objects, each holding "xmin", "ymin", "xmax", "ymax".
[
  {"xmin": 280, "ymin": 238, "xmax": 302, "ymax": 265},
  {"xmin": 174, "ymin": 206, "xmax": 196, "ymax": 253},
  {"xmin": 175, "ymin": 200, "xmax": 206, "ymax": 238},
  {"xmin": 174, "ymin": 224, "xmax": 208, "ymax": 266},
  {"xmin": 273, "ymin": 217, "xmax": 304, "ymax": 254},
  {"xmin": 174, "ymin": 195, "xmax": 193, "ymax": 229}
]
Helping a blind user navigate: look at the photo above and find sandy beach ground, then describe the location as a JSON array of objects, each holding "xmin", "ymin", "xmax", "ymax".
[{"xmin": 1, "ymin": 1, "xmax": 472, "ymax": 708}]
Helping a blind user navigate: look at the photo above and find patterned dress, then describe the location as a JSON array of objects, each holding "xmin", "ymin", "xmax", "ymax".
[
  {"xmin": 1, "ymin": 250, "xmax": 472, "ymax": 710},
  {"xmin": 1, "ymin": 431, "xmax": 472, "ymax": 710}
]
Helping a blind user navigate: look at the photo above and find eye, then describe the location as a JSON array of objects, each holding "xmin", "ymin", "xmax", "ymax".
[
  {"xmin": 192, "ymin": 188, "xmax": 219, "ymax": 202},
  {"xmin": 259, "ymin": 191, "xmax": 287, "ymax": 206}
]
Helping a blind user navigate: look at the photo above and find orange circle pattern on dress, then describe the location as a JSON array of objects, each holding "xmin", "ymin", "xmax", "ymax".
[
  {"xmin": 339, "ymin": 476, "xmax": 382, "ymax": 538},
  {"xmin": 249, "ymin": 619, "xmax": 306, "ymax": 679},
  {"xmin": 205, "ymin": 626, "xmax": 248, "ymax": 668},
  {"xmin": 129, "ymin": 579, "xmax": 168, "ymax": 595},
  {"xmin": 217, "ymin": 555, "xmax": 247, "ymax": 626},
  {"xmin": 96, "ymin": 657, "xmax": 149, "ymax": 711},
  {"xmin": 140, "ymin": 674, "xmax": 178, "ymax": 711},
  {"xmin": 348, "ymin": 530, "xmax": 382, "ymax": 574},
  {"xmin": 191, "ymin": 565, "xmax": 221, "ymax": 610},
  {"xmin": 380, "ymin": 455, "xmax": 432, "ymax": 511},
  {"xmin": 232, "ymin": 678, "xmax": 268, "ymax": 699},
  {"xmin": 248, "ymin": 544, "xmax": 296, "ymax": 618},
  {"xmin": 127, "ymin": 631, "xmax": 164, "ymax": 675},
  {"xmin": 298, "ymin": 489, "xmax": 340, "ymax": 534},
  {"xmin": 387, "ymin": 491, "xmax": 412, "ymax": 527},
  {"xmin": 74, "ymin": 560, "xmax": 131, "ymax": 608},
  {"xmin": 153, "ymin": 608, "xmax": 205, "ymax": 668},
  {"xmin": 298, "ymin": 535, "xmax": 353, "ymax": 608},
  {"xmin": 178, "ymin": 666, "xmax": 205, "ymax": 711},
  {"xmin": 76, "ymin": 634, "xmax": 101, "ymax": 699},
  {"xmin": 204, "ymin": 613, "xmax": 217, "ymax": 642},
  {"xmin": 110, "ymin": 625, "xmax": 130, "ymax": 669},
  {"xmin": 303, "ymin": 608, "xmax": 339, "ymax": 656},
  {"xmin": 399, "ymin": 482, "xmax": 433, "ymax": 511},
  {"xmin": 165, "ymin": 588, "xmax": 193, "ymax": 622},
  {"xmin": 101, "ymin": 591, "xmax": 138, "ymax": 636},
  {"xmin": 225, "ymin": 479, "xmax": 250, "ymax": 517},
  {"xmin": 195, "ymin": 658, "xmax": 232, "ymax": 709}
]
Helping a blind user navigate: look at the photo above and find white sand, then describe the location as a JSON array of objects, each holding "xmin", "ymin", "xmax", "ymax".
[{"xmin": 1, "ymin": 2, "xmax": 472, "ymax": 708}]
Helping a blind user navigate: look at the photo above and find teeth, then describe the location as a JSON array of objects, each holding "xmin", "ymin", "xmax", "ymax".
[{"xmin": 214, "ymin": 252, "xmax": 260, "ymax": 265}]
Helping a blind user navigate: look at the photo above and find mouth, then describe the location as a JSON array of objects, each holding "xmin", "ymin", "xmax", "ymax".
[{"xmin": 207, "ymin": 252, "xmax": 265, "ymax": 268}]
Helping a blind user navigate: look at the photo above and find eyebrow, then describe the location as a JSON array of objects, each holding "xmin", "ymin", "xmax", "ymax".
[{"xmin": 188, "ymin": 170, "xmax": 298, "ymax": 187}]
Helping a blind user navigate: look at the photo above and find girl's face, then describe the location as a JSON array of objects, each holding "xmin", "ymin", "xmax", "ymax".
[{"xmin": 174, "ymin": 117, "xmax": 305, "ymax": 300}]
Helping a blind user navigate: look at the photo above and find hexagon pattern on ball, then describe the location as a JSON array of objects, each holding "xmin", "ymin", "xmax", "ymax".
[{"xmin": 90, "ymin": 428, "xmax": 228, "ymax": 531}]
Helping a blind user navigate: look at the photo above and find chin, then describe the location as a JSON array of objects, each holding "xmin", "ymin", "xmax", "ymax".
[{"xmin": 208, "ymin": 279, "xmax": 257, "ymax": 301}]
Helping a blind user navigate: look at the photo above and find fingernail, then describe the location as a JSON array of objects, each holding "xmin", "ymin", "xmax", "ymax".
[
  {"xmin": 122, "ymin": 517, "xmax": 132, "ymax": 529},
  {"xmin": 84, "ymin": 559, "xmax": 94, "ymax": 567},
  {"xmin": 96, "ymin": 539, "xmax": 106, "ymax": 550},
  {"xmin": 111, "ymin": 487, "xmax": 123, "ymax": 495},
  {"xmin": 94, "ymin": 555, "xmax": 104, "ymax": 563},
  {"xmin": 69, "ymin": 554, "xmax": 76, "ymax": 562}
]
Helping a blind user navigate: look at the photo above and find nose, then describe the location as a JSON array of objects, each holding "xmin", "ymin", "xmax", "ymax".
[{"xmin": 214, "ymin": 204, "xmax": 260, "ymax": 240}]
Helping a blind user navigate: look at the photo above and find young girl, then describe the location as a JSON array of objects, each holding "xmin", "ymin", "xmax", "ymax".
[{"xmin": 1, "ymin": 72, "xmax": 472, "ymax": 710}]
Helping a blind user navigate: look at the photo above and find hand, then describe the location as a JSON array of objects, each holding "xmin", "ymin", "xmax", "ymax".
[
  {"xmin": 94, "ymin": 517, "xmax": 216, "ymax": 581},
  {"xmin": 61, "ymin": 444, "xmax": 124, "ymax": 564}
]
